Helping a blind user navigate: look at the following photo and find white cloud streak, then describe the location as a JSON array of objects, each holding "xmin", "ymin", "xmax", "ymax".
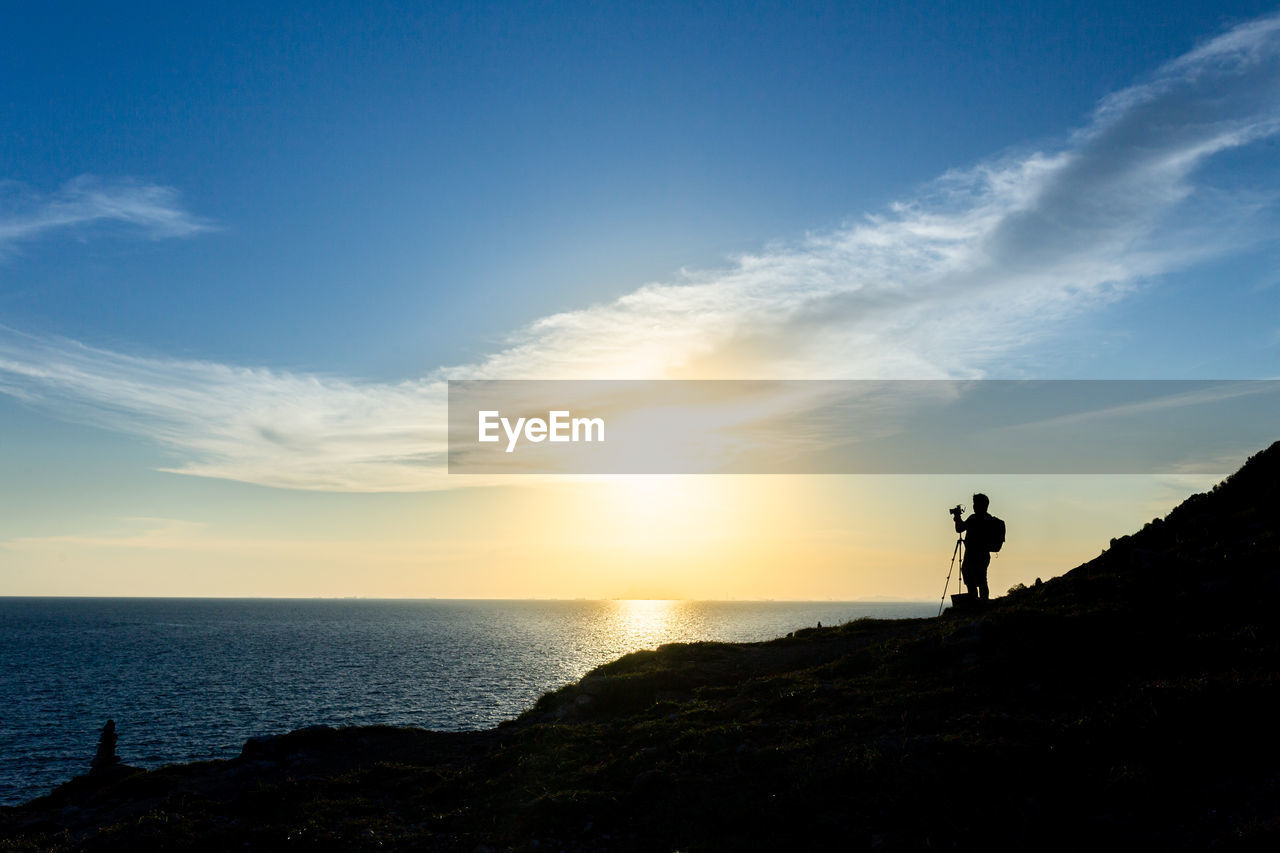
[
  {"xmin": 0, "ymin": 175, "xmax": 213, "ymax": 254},
  {"xmin": 0, "ymin": 330, "xmax": 446, "ymax": 491},
  {"xmin": 1, "ymin": 13, "xmax": 1279, "ymax": 491}
]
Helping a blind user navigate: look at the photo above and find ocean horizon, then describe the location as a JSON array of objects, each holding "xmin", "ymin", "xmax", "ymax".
[{"xmin": 0, "ymin": 597, "xmax": 936, "ymax": 805}]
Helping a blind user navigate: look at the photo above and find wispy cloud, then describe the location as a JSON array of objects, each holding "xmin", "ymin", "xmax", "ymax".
[
  {"xmin": 1, "ymin": 13, "xmax": 1279, "ymax": 490},
  {"xmin": 473, "ymin": 11, "xmax": 1280, "ymax": 383},
  {"xmin": 0, "ymin": 175, "xmax": 214, "ymax": 255},
  {"xmin": 0, "ymin": 329, "xmax": 446, "ymax": 492}
]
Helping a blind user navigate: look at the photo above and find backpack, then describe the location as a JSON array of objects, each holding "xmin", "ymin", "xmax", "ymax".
[{"xmin": 989, "ymin": 516, "xmax": 1006, "ymax": 552}]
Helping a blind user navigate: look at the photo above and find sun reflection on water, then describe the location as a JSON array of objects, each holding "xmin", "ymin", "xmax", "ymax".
[{"xmin": 612, "ymin": 599, "xmax": 683, "ymax": 649}]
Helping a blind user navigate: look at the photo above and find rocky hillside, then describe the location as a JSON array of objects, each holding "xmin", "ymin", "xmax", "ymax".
[{"xmin": 3, "ymin": 444, "xmax": 1279, "ymax": 851}]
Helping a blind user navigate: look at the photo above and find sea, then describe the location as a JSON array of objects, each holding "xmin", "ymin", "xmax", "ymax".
[{"xmin": 0, "ymin": 597, "xmax": 935, "ymax": 806}]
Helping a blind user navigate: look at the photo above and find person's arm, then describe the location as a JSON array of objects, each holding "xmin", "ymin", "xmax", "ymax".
[{"xmin": 954, "ymin": 514, "xmax": 968, "ymax": 534}]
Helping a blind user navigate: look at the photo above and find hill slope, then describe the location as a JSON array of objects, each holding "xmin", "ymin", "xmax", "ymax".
[{"xmin": 3, "ymin": 445, "xmax": 1280, "ymax": 851}]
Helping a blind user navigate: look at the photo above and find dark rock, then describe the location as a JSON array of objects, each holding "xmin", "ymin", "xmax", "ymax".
[{"xmin": 88, "ymin": 719, "xmax": 119, "ymax": 774}]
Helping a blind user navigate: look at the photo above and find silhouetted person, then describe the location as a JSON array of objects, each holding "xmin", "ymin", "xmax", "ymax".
[
  {"xmin": 90, "ymin": 719, "xmax": 120, "ymax": 774},
  {"xmin": 953, "ymin": 493, "xmax": 1004, "ymax": 602}
]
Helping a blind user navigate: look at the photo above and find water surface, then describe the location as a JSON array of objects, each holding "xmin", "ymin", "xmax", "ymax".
[{"xmin": 0, "ymin": 597, "xmax": 934, "ymax": 804}]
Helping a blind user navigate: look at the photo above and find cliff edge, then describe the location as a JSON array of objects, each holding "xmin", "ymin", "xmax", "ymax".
[{"xmin": 3, "ymin": 444, "xmax": 1279, "ymax": 851}]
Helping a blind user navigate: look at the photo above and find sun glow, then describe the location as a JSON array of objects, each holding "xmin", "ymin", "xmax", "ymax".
[
  {"xmin": 613, "ymin": 598, "xmax": 681, "ymax": 648},
  {"xmin": 593, "ymin": 476, "xmax": 716, "ymax": 548}
]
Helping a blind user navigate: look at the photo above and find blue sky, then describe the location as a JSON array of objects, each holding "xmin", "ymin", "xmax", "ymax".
[
  {"xmin": 1, "ymin": 1, "xmax": 1280, "ymax": 596},
  {"xmin": 3, "ymin": 0, "xmax": 1276, "ymax": 378}
]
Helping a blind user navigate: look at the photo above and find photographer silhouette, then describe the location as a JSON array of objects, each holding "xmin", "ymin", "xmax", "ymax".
[{"xmin": 951, "ymin": 493, "xmax": 1004, "ymax": 602}]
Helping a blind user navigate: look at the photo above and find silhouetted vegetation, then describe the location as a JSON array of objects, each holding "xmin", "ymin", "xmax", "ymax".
[{"xmin": 3, "ymin": 443, "xmax": 1280, "ymax": 850}]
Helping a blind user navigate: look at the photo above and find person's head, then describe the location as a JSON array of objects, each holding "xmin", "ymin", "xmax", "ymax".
[{"xmin": 972, "ymin": 493, "xmax": 990, "ymax": 513}]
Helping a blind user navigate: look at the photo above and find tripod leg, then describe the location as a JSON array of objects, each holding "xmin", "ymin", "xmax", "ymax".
[{"xmin": 938, "ymin": 537, "xmax": 964, "ymax": 617}]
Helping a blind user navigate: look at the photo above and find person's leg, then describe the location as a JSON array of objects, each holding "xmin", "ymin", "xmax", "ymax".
[{"xmin": 973, "ymin": 553, "xmax": 991, "ymax": 600}]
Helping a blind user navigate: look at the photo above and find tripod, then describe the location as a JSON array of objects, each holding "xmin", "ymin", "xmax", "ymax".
[{"xmin": 937, "ymin": 535, "xmax": 965, "ymax": 617}]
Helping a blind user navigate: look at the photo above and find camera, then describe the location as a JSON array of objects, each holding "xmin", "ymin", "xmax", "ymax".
[{"xmin": 949, "ymin": 504, "xmax": 965, "ymax": 518}]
